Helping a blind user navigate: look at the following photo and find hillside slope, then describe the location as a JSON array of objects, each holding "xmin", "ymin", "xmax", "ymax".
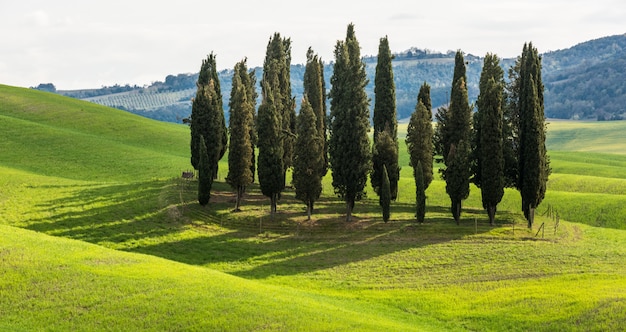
[
  {"xmin": 0, "ymin": 84, "xmax": 189, "ymax": 181},
  {"xmin": 0, "ymin": 224, "xmax": 425, "ymax": 331}
]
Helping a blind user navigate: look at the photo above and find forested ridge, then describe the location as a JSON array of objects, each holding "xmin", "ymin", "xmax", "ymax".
[{"xmin": 36, "ymin": 33, "xmax": 626, "ymax": 122}]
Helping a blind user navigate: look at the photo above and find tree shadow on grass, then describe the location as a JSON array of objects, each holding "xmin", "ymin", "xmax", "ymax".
[
  {"xmin": 25, "ymin": 179, "xmax": 184, "ymax": 245},
  {"xmin": 23, "ymin": 177, "xmax": 518, "ymax": 280},
  {"xmin": 130, "ymin": 188, "xmax": 501, "ymax": 279}
]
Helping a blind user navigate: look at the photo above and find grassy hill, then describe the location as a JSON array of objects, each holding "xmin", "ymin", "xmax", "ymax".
[{"xmin": 1, "ymin": 85, "xmax": 626, "ymax": 331}]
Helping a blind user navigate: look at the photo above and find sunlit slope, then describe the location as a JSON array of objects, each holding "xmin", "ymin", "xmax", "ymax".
[
  {"xmin": 546, "ymin": 120, "xmax": 626, "ymax": 155},
  {"xmin": 0, "ymin": 224, "xmax": 428, "ymax": 331},
  {"xmin": 0, "ymin": 84, "xmax": 189, "ymax": 182}
]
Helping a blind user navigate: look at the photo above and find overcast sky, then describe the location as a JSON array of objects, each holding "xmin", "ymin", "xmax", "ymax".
[{"xmin": 2, "ymin": 0, "xmax": 624, "ymax": 90}]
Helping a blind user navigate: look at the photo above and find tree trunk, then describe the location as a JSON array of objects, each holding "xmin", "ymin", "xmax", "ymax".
[
  {"xmin": 234, "ymin": 186, "xmax": 242, "ymax": 212},
  {"xmin": 451, "ymin": 200, "xmax": 462, "ymax": 225},
  {"xmin": 306, "ymin": 201, "xmax": 312, "ymax": 221},
  {"xmin": 527, "ymin": 206, "xmax": 535, "ymax": 229},
  {"xmin": 487, "ymin": 205, "xmax": 496, "ymax": 226},
  {"xmin": 345, "ymin": 199, "xmax": 353, "ymax": 222},
  {"xmin": 270, "ymin": 193, "xmax": 278, "ymax": 221}
]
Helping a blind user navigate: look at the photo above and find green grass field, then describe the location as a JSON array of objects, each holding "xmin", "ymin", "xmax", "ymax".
[{"xmin": 1, "ymin": 85, "xmax": 625, "ymax": 331}]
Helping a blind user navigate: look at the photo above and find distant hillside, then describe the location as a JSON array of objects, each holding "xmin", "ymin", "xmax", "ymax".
[{"xmin": 40, "ymin": 34, "xmax": 626, "ymax": 122}]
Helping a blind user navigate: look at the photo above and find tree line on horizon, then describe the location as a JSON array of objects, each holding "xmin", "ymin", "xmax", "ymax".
[{"xmin": 189, "ymin": 24, "xmax": 550, "ymax": 228}]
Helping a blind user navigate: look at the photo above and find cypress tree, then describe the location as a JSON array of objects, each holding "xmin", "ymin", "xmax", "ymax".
[
  {"xmin": 380, "ymin": 165, "xmax": 391, "ymax": 223},
  {"xmin": 198, "ymin": 136, "xmax": 211, "ymax": 206},
  {"xmin": 189, "ymin": 53, "xmax": 227, "ymax": 179},
  {"xmin": 257, "ymin": 81, "xmax": 283, "ymax": 218},
  {"xmin": 373, "ymin": 129, "xmax": 398, "ymax": 215},
  {"xmin": 372, "ymin": 36, "xmax": 399, "ymax": 200},
  {"xmin": 476, "ymin": 53, "xmax": 505, "ymax": 225},
  {"xmin": 415, "ymin": 160, "xmax": 426, "ymax": 223},
  {"xmin": 406, "ymin": 100, "xmax": 433, "ymax": 223},
  {"xmin": 328, "ymin": 23, "xmax": 371, "ymax": 222},
  {"xmin": 407, "ymin": 99, "xmax": 434, "ymax": 189},
  {"xmin": 518, "ymin": 43, "xmax": 550, "ymax": 228},
  {"xmin": 226, "ymin": 61, "xmax": 254, "ymax": 212},
  {"xmin": 293, "ymin": 98, "xmax": 324, "ymax": 220},
  {"xmin": 261, "ymin": 33, "xmax": 295, "ymax": 189},
  {"xmin": 303, "ymin": 47, "xmax": 328, "ymax": 176},
  {"xmin": 442, "ymin": 51, "xmax": 472, "ymax": 223}
]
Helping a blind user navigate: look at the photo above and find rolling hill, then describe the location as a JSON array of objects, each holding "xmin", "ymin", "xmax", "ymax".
[{"xmin": 2, "ymin": 85, "xmax": 626, "ymax": 331}]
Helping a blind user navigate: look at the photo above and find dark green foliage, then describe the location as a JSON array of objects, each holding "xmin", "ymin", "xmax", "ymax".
[
  {"xmin": 262, "ymin": 33, "xmax": 295, "ymax": 188},
  {"xmin": 407, "ymin": 99, "xmax": 432, "ymax": 224},
  {"xmin": 197, "ymin": 137, "xmax": 211, "ymax": 206},
  {"xmin": 373, "ymin": 36, "xmax": 397, "ymax": 140},
  {"xmin": 445, "ymin": 139, "xmax": 471, "ymax": 224},
  {"xmin": 441, "ymin": 50, "xmax": 473, "ymax": 223},
  {"xmin": 226, "ymin": 61, "xmax": 254, "ymax": 211},
  {"xmin": 417, "ymin": 82, "xmax": 432, "ymax": 115},
  {"xmin": 372, "ymin": 129, "xmax": 399, "ymax": 200},
  {"xmin": 190, "ymin": 53, "xmax": 227, "ymax": 175},
  {"xmin": 433, "ymin": 105, "xmax": 450, "ymax": 165},
  {"xmin": 246, "ymin": 68, "xmax": 259, "ymax": 183},
  {"xmin": 372, "ymin": 36, "xmax": 399, "ymax": 201},
  {"xmin": 293, "ymin": 98, "xmax": 324, "ymax": 220},
  {"xmin": 406, "ymin": 100, "xmax": 434, "ymax": 190},
  {"xmin": 303, "ymin": 47, "xmax": 328, "ymax": 176},
  {"xmin": 257, "ymin": 82, "xmax": 284, "ymax": 217},
  {"xmin": 476, "ymin": 53, "xmax": 505, "ymax": 225},
  {"xmin": 518, "ymin": 43, "xmax": 551, "ymax": 227},
  {"xmin": 329, "ymin": 24, "xmax": 372, "ymax": 222},
  {"xmin": 415, "ymin": 160, "xmax": 426, "ymax": 223},
  {"xmin": 503, "ymin": 58, "xmax": 521, "ymax": 188},
  {"xmin": 380, "ymin": 165, "xmax": 391, "ymax": 223}
]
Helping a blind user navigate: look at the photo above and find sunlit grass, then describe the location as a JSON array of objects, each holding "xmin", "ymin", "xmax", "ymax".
[{"xmin": 1, "ymin": 86, "xmax": 626, "ymax": 331}]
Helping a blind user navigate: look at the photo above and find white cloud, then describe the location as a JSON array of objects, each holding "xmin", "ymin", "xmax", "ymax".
[{"xmin": 1, "ymin": 0, "xmax": 625, "ymax": 89}]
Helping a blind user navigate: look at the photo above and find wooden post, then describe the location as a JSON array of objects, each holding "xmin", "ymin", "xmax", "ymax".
[{"xmin": 474, "ymin": 218, "xmax": 477, "ymax": 234}]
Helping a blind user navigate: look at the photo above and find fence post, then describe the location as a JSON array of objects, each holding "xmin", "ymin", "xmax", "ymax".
[{"xmin": 535, "ymin": 222, "xmax": 545, "ymax": 238}]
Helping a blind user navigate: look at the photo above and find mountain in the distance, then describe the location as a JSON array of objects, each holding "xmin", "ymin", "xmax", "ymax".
[{"xmin": 38, "ymin": 34, "xmax": 626, "ymax": 122}]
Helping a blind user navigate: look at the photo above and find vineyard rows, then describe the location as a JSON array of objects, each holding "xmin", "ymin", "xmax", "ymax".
[{"xmin": 84, "ymin": 88, "xmax": 195, "ymax": 111}]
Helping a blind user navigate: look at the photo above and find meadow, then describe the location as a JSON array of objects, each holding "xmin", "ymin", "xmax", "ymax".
[{"xmin": 1, "ymin": 85, "xmax": 625, "ymax": 331}]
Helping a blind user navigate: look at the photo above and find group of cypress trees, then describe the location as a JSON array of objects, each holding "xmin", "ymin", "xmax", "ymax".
[
  {"xmin": 189, "ymin": 24, "xmax": 549, "ymax": 228},
  {"xmin": 434, "ymin": 45, "xmax": 550, "ymax": 228}
]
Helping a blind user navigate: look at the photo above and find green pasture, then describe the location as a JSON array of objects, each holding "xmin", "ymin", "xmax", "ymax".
[{"xmin": 1, "ymin": 85, "xmax": 626, "ymax": 330}]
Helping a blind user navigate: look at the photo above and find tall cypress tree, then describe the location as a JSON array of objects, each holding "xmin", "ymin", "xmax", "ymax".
[
  {"xmin": 407, "ymin": 93, "xmax": 434, "ymax": 189},
  {"xmin": 442, "ymin": 51, "xmax": 472, "ymax": 224},
  {"xmin": 303, "ymin": 47, "xmax": 328, "ymax": 176},
  {"xmin": 476, "ymin": 53, "xmax": 505, "ymax": 225},
  {"xmin": 261, "ymin": 33, "xmax": 295, "ymax": 189},
  {"xmin": 293, "ymin": 98, "xmax": 324, "ymax": 220},
  {"xmin": 226, "ymin": 61, "xmax": 254, "ymax": 211},
  {"xmin": 407, "ymin": 100, "xmax": 433, "ymax": 222},
  {"xmin": 257, "ymin": 81, "xmax": 283, "ymax": 218},
  {"xmin": 190, "ymin": 53, "xmax": 227, "ymax": 178},
  {"xmin": 372, "ymin": 36, "xmax": 399, "ymax": 200},
  {"xmin": 518, "ymin": 43, "xmax": 550, "ymax": 228},
  {"xmin": 329, "ymin": 23, "xmax": 371, "ymax": 222}
]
